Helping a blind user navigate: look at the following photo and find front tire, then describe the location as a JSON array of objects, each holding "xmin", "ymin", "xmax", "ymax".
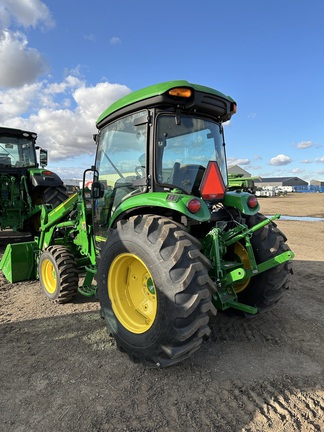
[
  {"xmin": 97, "ymin": 215, "xmax": 216, "ymax": 368},
  {"xmin": 39, "ymin": 245, "xmax": 79, "ymax": 303}
]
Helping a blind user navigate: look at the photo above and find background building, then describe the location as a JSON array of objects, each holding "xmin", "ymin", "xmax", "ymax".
[
  {"xmin": 254, "ymin": 177, "xmax": 308, "ymax": 189},
  {"xmin": 228, "ymin": 165, "xmax": 251, "ymax": 177},
  {"xmin": 227, "ymin": 165, "xmax": 324, "ymax": 192}
]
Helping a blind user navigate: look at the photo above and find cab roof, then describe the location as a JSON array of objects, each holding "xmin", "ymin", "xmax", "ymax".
[{"xmin": 96, "ymin": 80, "xmax": 236, "ymax": 128}]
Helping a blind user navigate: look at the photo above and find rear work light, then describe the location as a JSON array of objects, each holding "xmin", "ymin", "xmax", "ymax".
[
  {"xmin": 199, "ymin": 161, "xmax": 226, "ymax": 200},
  {"xmin": 168, "ymin": 88, "xmax": 192, "ymax": 98}
]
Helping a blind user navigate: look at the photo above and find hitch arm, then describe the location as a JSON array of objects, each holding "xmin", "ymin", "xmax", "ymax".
[{"xmin": 223, "ymin": 214, "xmax": 281, "ymax": 247}]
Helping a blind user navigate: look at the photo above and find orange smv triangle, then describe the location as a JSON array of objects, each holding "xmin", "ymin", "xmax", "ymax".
[{"xmin": 199, "ymin": 161, "xmax": 226, "ymax": 200}]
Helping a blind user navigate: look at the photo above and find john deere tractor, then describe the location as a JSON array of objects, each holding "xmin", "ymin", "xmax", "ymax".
[
  {"xmin": 0, "ymin": 81, "xmax": 294, "ymax": 367},
  {"xmin": 0, "ymin": 127, "xmax": 67, "ymax": 233}
]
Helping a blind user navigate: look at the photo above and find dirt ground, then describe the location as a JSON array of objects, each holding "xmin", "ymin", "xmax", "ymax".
[{"xmin": 0, "ymin": 193, "xmax": 323, "ymax": 432}]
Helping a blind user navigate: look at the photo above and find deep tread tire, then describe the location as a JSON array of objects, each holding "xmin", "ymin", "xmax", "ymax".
[
  {"xmin": 39, "ymin": 245, "xmax": 79, "ymax": 303},
  {"xmin": 41, "ymin": 186, "xmax": 69, "ymax": 208},
  {"xmin": 27, "ymin": 186, "xmax": 69, "ymax": 234},
  {"xmin": 97, "ymin": 215, "xmax": 216, "ymax": 368},
  {"xmin": 236, "ymin": 212, "xmax": 293, "ymax": 310}
]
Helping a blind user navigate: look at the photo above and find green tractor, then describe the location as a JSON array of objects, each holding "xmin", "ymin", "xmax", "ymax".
[
  {"xmin": 228, "ymin": 173, "xmax": 259, "ymax": 194},
  {"xmin": 0, "ymin": 81, "xmax": 294, "ymax": 367},
  {"xmin": 0, "ymin": 127, "xmax": 67, "ymax": 233}
]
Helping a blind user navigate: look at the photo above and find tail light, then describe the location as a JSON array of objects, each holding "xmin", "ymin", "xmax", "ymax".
[
  {"xmin": 187, "ymin": 198, "xmax": 202, "ymax": 214},
  {"xmin": 247, "ymin": 195, "xmax": 258, "ymax": 209}
]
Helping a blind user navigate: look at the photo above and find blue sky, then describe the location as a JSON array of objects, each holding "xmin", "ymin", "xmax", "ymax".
[{"xmin": 0, "ymin": 0, "xmax": 323, "ymax": 182}]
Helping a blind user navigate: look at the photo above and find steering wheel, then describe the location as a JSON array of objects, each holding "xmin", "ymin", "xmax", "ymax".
[{"xmin": 135, "ymin": 166, "xmax": 145, "ymax": 178}]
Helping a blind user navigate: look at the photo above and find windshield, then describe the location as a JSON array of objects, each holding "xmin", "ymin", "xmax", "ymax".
[
  {"xmin": 156, "ymin": 114, "xmax": 227, "ymax": 195},
  {"xmin": 0, "ymin": 136, "xmax": 37, "ymax": 168}
]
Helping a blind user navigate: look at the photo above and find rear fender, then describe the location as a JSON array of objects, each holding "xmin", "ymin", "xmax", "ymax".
[
  {"xmin": 28, "ymin": 168, "xmax": 64, "ymax": 188},
  {"xmin": 222, "ymin": 191, "xmax": 260, "ymax": 215},
  {"xmin": 108, "ymin": 191, "xmax": 211, "ymax": 228}
]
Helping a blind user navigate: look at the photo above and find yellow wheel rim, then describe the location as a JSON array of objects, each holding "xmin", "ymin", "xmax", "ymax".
[
  {"xmin": 233, "ymin": 242, "xmax": 251, "ymax": 293},
  {"xmin": 108, "ymin": 253, "xmax": 157, "ymax": 334},
  {"xmin": 41, "ymin": 258, "xmax": 57, "ymax": 295}
]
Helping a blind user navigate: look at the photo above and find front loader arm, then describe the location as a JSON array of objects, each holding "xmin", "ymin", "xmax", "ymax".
[{"xmin": 38, "ymin": 192, "xmax": 79, "ymax": 249}]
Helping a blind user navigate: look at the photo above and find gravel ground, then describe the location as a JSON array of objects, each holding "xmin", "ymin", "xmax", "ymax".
[{"xmin": 0, "ymin": 193, "xmax": 323, "ymax": 432}]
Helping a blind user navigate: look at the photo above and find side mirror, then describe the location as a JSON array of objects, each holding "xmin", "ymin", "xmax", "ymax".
[
  {"xmin": 39, "ymin": 149, "xmax": 48, "ymax": 167},
  {"xmin": 91, "ymin": 181, "xmax": 104, "ymax": 199}
]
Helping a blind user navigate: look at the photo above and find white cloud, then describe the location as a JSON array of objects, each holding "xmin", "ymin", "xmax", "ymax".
[
  {"xmin": 0, "ymin": 0, "xmax": 54, "ymax": 30},
  {"xmin": 49, "ymin": 165, "xmax": 90, "ymax": 180},
  {"xmin": 73, "ymin": 82, "xmax": 130, "ymax": 122},
  {"xmin": 316, "ymin": 156, "xmax": 324, "ymax": 163},
  {"xmin": 0, "ymin": 30, "xmax": 48, "ymax": 87},
  {"xmin": 1, "ymin": 76, "xmax": 131, "ymax": 162},
  {"xmin": 0, "ymin": 81, "xmax": 44, "ymax": 118},
  {"xmin": 0, "ymin": 2, "xmax": 131, "ymax": 170},
  {"xmin": 269, "ymin": 154, "xmax": 292, "ymax": 166},
  {"xmin": 0, "ymin": 1, "xmax": 54, "ymax": 88},
  {"xmin": 110, "ymin": 36, "xmax": 121, "ymax": 45},
  {"xmin": 295, "ymin": 140, "xmax": 313, "ymax": 149}
]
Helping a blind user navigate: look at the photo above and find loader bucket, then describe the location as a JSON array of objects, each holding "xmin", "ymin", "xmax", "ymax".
[{"xmin": 0, "ymin": 241, "xmax": 38, "ymax": 283}]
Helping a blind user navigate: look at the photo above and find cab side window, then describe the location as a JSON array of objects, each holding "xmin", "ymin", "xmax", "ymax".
[{"xmin": 93, "ymin": 111, "xmax": 148, "ymax": 237}]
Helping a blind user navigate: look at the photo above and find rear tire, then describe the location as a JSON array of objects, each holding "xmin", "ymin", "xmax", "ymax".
[
  {"xmin": 97, "ymin": 215, "xmax": 216, "ymax": 368},
  {"xmin": 27, "ymin": 186, "xmax": 69, "ymax": 234},
  {"xmin": 39, "ymin": 245, "xmax": 79, "ymax": 303},
  {"xmin": 235, "ymin": 212, "xmax": 293, "ymax": 311},
  {"xmin": 40, "ymin": 186, "xmax": 69, "ymax": 208}
]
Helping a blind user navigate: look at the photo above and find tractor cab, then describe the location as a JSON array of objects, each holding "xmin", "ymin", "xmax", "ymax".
[
  {"xmin": 92, "ymin": 81, "xmax": 236, "ymax": 241},
  {"xmin": 0, "ymin": 128, "xmax": 38, "ymax": 170}
]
